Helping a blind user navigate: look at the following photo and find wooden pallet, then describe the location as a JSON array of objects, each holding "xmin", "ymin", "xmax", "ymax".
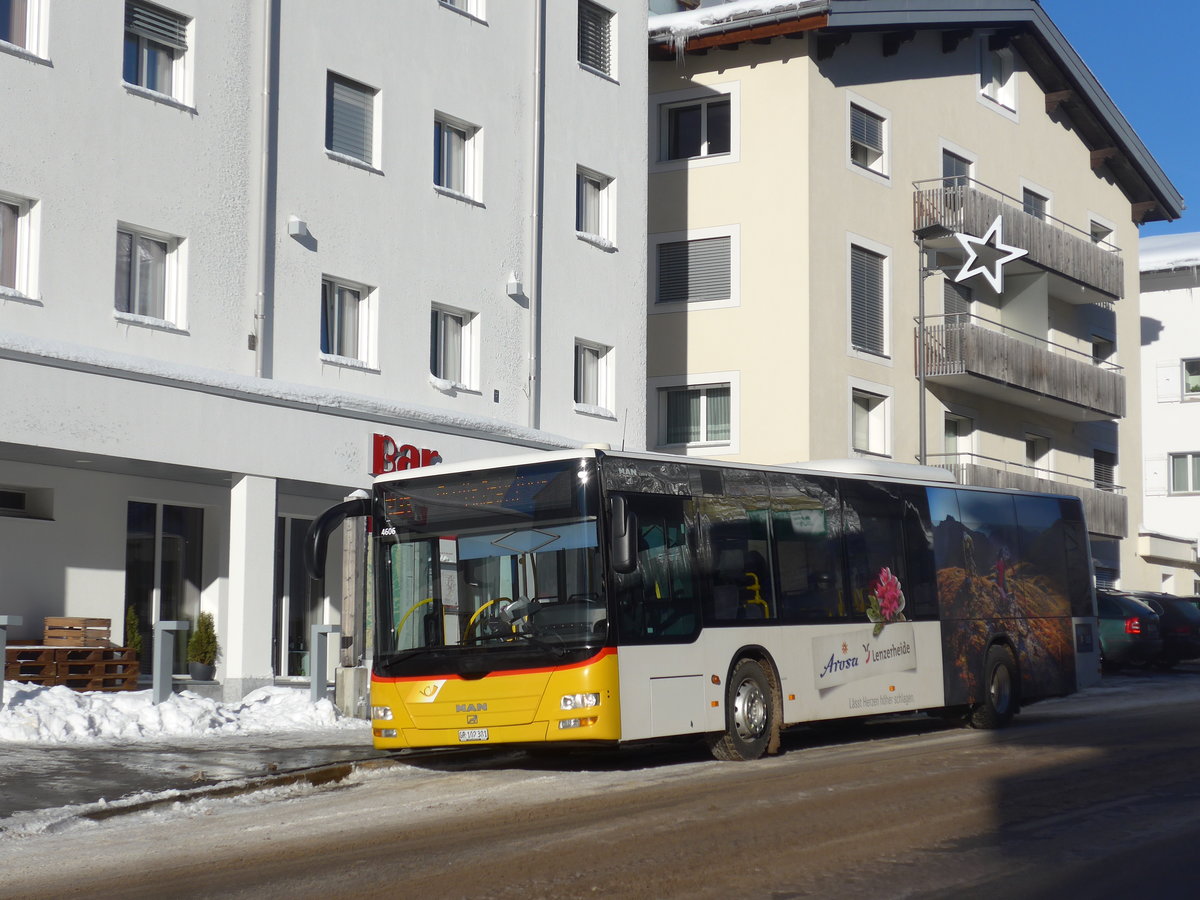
[
  {"xmin": 43, "ymin": 617, "xmax": 113, "ymax": 647},
  {"xmin": 4, "ymin": 646, "xmax": 140, "ymax": 692}
]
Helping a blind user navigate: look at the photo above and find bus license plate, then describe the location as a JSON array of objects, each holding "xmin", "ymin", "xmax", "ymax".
[{"xmin": 458, "ymin": 728, "xmax": 489, "ymax": 742}]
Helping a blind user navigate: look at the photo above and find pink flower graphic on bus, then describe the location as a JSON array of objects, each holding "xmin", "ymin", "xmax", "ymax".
[{"xmin": 866, "ymin": 567, "xmax": 907, "ymax": 637}]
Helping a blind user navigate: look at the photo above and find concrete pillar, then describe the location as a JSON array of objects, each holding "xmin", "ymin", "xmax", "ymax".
[{"xmin": 224, "ymin": 474, "xmax": 277, "ymax": 701}]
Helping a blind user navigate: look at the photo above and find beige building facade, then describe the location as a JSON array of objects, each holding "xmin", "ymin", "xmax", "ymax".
[{"xmin": 646, "ymin": 0, "xmax": 1183, "ymax": 590}]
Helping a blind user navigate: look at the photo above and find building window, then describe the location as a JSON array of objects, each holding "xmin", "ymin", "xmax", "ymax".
[
  {"xmin": 980, "ymin": 42, "xmax": 1016, "ymax": 111},
  {"xmin": 0, "ymin": 195, "xmax": 34, "ymax": 296},
  {"xmin": 852, "ymin": 389, "xmax": 888, "ymax": 457},
  {"xmin": 944, "ymin": 414, "xmax": 973, "ymax": 460},
  {"xmin": 660, "ymin": 383, "xmax": 730, "ymax": 447},
  {"xmin": 850, "ymin": 244, "xmax": 886, "ymax": 356},
  {"xmin": 1094, "ymin": 449, "xmax": 1117, "ymax": 492},
  {"xmin": 849, "ymin": 104, "xmax": 886, "ymax": 175},
  {"xmin": 326, "ymin": 73, "xmax": 377, "ymax": 166},
  {"xmin": 1092, "ymin": 336, "xmax": 1115, "ymax": 365},
  {"xmin": 1022, "ymin": 187, "xmax": 1048, "ymax": 220},
  {"xmin": 320, "ymin": 277, "xmax": 369, "ymax": 362},
  {"xmin": 430, "ymin": 305, "xmax": 477, "ymax": 389},
  {"xmin": 578, "ymin": 0, "xmax": 613, "ymax": 77},
  {"xmin": 576, "ymin": 167, "xmax": 613, "ymax": 244},
  {"xmin": 125, "ymin": 500, "xmax": 203, "ymax": 675},
  {"xmin": 1025, "ymin": 433, "xmax": 1051, "ymax": 477},
  {"xmin": 115, "ymin": 226, "xmax": 180, "ymax": 323},
  {"xmin": 274, "ymin": 516, "xmax": 325, "ymax": 678},
  {"xmin": 942, "ymin": 149, "xmax": 971, "ymax": 187},
  {"xmin": 438, "ymin": 0, "xmax": 483, "ymax": 17},
  {"xmin": 1183, "ymin": 359, "xmax": 1200, "ymax": 397},
  {"xmin": 656, "ymin": 235, "xmax": 731, "ymax": 304},
  {"xmin": 123, "ymin": 1, "xmax": 188, "ymax": 98},
  {"xmin": 1, "ymin": 0, "xmax": 30, "ymax": 49},
  {"xmin": 1170, "ymin": 453, "xmax": 1200, "ymax": 494},
  {"xmin": 944, "ymin": 278, "xmax": 972, "ymax": 323},
  {"xmin": 1090, "ymin": 219, "xmax": 1114, "ymax": 247},
  {"xmin": 574, "ymin": 340, "xmax": 611, "ymax": 411},
  {"xmin": 662, "ymin": 95, "xmax": 731, "ymax": 162},
  {"xmin": 434, "ymin": 115, "xmax": 478, "ymax": 198},
  {"xmin": 1094, "ymin": 567, "xmax": 1118, "ymax": 590}
]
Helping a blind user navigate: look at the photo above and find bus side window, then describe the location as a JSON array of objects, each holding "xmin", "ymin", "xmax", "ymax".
[
  {"xmin": 613, "ymin": 495, "xmax": 700, "ymax": 642},
  {"xmin": 706, "ymin": 508, "xmax": 773, "ymax": 623},
  {"xmin": 842, "ymin": 481, "xmax": 913, "ymax": 624}
]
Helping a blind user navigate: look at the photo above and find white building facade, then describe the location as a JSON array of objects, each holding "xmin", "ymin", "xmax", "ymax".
[
  {"xmin": 1, "ymin": 0, "xmax": 647, "ymax": 699},
  {"xmin": 1139, "ymin": 234, "xmax": 1200, "ymax": 594}
]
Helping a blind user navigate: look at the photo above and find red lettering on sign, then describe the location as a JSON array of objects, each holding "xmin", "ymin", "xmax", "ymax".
[{"xmin": 371, "ymin": 434, "xmax": 442, "ymax": 476}]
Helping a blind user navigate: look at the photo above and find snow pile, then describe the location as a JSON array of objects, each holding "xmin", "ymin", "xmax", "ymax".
[
  {"xmin": 1140, "ymin": 232, "xmax": 1200, "ymax": 273},
  {"xmin": 0, "ymin": 684, "xmax": 367, "ymax": 745}
]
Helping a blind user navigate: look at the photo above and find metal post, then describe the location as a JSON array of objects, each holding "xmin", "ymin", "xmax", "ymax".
[
  {"xmin": 153, "ymin": 620, "xmax": 189, "ymax": 704},
  {"xmin": 0, "ymin": 616, "xmax": 23, "ymax": 704},
  {"xmin": 310, "ymin": 624, "xmax": 341, "ymax": 703},
  {"xmin": 917, "ymin": 238, "xmax": 928, "ymax": 466}
]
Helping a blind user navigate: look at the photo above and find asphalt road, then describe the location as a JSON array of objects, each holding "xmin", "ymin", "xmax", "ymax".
[{"xmin": 5, "ymin": 669, "xmax": 1199, "ymax": 898}]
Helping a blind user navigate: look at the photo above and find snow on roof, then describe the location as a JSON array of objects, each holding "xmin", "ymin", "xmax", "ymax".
[
  {"xmin": 1140, "ymin": 232, "xmax": 1200, "ymax": 273},
  {"xmin": 0, "ymin": 684, "xmax": 367, "ymax": 745},
  {"xmin": 649, "ymin": 0, "xmax": 825, "ymax": 46}
]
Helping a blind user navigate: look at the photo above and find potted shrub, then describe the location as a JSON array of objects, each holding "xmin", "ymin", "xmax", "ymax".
[{"xmin": 187, "ymin": 611, "xmax": 219, "ymax": 681}]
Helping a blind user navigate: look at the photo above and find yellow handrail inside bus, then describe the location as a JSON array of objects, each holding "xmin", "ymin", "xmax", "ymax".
[
  {"xmin": 743, "ymin": 572, "xmax": 769, "ymax": 616},
  {"xmin": 462, "ymin": 598, "xmax": 509, "ymax": 643},
  {"xmin": 395, "ymin": 597, "xmax": 436, "ymax": 638}
]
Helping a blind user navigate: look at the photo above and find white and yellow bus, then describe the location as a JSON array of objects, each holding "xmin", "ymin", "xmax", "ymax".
[{"xmin": 307, "ymin": 448, "xmax": 1099, "ymax": 761}]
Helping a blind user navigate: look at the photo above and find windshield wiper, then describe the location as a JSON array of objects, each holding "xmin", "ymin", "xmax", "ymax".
[{"xmin": 458, "ymin": 630, "xmax": 566, "ymax": 656}]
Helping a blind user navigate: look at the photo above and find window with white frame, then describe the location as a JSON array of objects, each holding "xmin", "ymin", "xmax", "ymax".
[
  {"xmin": 1170, "ymin": 453, "xmax": 1200, "ymax": 494},
  {"xmin": 433, "ymin": 115, "xmax": 478, "ymax": 198},
  {"xmin": 1090, "ymin": 219, "xmax": 1114, "ymax": 247},
  {"xmin": 115, "ymin": 225, "xmax": 180, "ymax": 323},
  {"xmin": 430, "ymin": 304, "xmax": 477, "ymax": 389},
  {"xmin": 852, "ymin": 389, "xmax": 888, "ymax": 457},
  {"xmin": 0, "ymin": 194, "xmax": 34, "ymax": 296},
  {"xmin": 661, "ymin": 94, "xmax": 731, "ymax": 162},
  {"xmin": 320, "ymin": 276, "xmax": 370, "ymax": 362},
  {"xmin": 849, "ymin": 103, "xmax": 886, "ymax": 175},
  {"xmin": 576, "ymin": 167, "xmax": 613, "ymax": 243},
  {"xmin": 438, "ymin": 0, "xmax": 483, "ymax": 18},
  {"xmin": 659, "ymin": 383, "xmax": 730, "ymax": 448},
  {"xmin": 944, "ymin": 413, "xmax": 973, "ymax": 460},
  {"xmin": 655, "ymin": 234, "xmax": 731, "ymax": 304},
  {"xmin": 574, "ymin": 340, "xmax": 611, "ymax": 411},
  {"xmin": 942, "ymin": 149, "xmax": 971, "ymax": 187},
  {"xmin": 1182, "ymin": 359, "xmax": 1200, "ymax": 397},
  {"xmin": 326, "ymin": 73, "xmax": 377, "ymax": 166},
  {"xmin": 849, "ymin": 243, "xmax": 887, "ymax": 356},
  {"xmin": 123, "ymin": 1, "xmax": 189, "ymax": 99},
  {"xmin": 980, "ymin": 41, "xmax": 1016, "ymax": 111},
  {"xmin": 1025, "ymin": 433, "xmax": 1051, "ymax": 476},
  {"xmin": 577, "ymin": 0, "xmax": 613, "ymax": 77},
  {"xmin": 1022, "ymin": 187, "xmax": 1048, "ymax": 220}
]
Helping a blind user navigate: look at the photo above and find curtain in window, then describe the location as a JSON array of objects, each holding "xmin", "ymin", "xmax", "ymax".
[
  {"xmin": 434, "ymin": 121, "xmax": 466, "ymax": 192},
  {"xmin": 327, "ymin": 75, "xmax": 374, "ymax": 163},
  {"xmin": 115, "ymin": 230, "xmax": 167, "ymax": 319},
  {"xmin": 321, "ymin": 280, "xmax": 360, "ymax": 358},
  {"xmin": 850, "ymin": 245, "xmax": 885, "ymax": 354},
  {"xmin": 575, "ymin": 344, "xmax": 599, "ymax": 405},
  {"xmin": 1, "ymin": 0, "xmax": 27, "ymax": 47},
  {"xmin": 1183, "ymin": 359, "xmax": 1200, "ymax": 394},
  {"xmin": 706, "ymin": 386, "xmax": 730, "ymax": 441},
  {"xmin": 657, "ymin": 236, "xmax": 731, "ymax": 303},
  {"xmin": 0, "ymin": 201, "xmax": 16, "ymax": 289},
  {"xmin": 577, "ymin": 0, "xmax": 612, "ymax": 75},
  {"xmin": 853, "ymin": 394, "xmax": 871, "ymax": 450},
  {"xmin": 665, "ymin": 389, "xmax": 700, "ymax": 445},
  {"xmin": 576, "ymin": 174, "xmax": 601, "ymax": 234},
  {"xmin": 431, "ymin": 310, "xmax": 462, "ymax": 382}
]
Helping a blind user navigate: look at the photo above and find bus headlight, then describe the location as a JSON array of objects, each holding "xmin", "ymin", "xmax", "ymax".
[
  {"xmin": 560, "ymin": 692, "xmax": 600, "ymax": 711},
  {"xmin": 371, "ymin": 706, "xmax": 394, "ymax": 721}
]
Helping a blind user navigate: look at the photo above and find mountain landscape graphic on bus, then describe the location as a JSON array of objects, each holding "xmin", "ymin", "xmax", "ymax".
[{"xmin": 929, "ymin": 489, "xmax": 1077, "ymax": 705}]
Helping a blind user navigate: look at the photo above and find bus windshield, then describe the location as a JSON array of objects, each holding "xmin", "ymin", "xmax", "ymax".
[{"xmin": 373, "ymin": 458, "xmax": 604, "ymax": 674}]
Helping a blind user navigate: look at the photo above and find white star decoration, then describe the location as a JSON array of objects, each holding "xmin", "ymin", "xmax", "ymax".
[{"xmin": 953, "ymin": 215, "xmax": 1028, "ymax": 294}]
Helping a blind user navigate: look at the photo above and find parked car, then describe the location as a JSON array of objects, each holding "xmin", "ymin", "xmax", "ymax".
[
  {"xmin": 1120, "ymin": 592, "xmax": 1200, "ymax": 668},
  {"xmin": 1096, "ymin": 590, "xmax": 1163, "ymax": 671}
]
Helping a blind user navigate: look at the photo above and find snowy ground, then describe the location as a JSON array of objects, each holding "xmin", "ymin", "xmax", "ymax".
[{"xmin": 0, "ymin": 682, "xmax": 368, "ymax": 744}]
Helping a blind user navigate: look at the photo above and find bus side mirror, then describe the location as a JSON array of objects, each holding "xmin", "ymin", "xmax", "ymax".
[
  {"xmin": 611, "ymin": 495, "xmax": 637, "ymax": 574},
  {"xmin": 304, "ymin": 496, "xmax": 371, "ymax": 580}
]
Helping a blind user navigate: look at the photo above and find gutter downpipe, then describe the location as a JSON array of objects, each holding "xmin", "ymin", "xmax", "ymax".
[
  {"xmin": 253, "ymin": 0, "xmax": 278, "ymax": 380},
  {"xmin": 528, "ymin": 0, "xmax": 547, "ymax": 430}
]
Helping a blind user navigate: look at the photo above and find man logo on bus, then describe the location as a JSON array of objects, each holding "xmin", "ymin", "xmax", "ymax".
[{"xmin": 456, "ymin": 703, "xmax": 487, "ymax": 713}]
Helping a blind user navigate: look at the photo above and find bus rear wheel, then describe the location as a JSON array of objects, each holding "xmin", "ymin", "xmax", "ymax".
[
  {"xmin": 708, "ymin": 658, "xmax": 777, "ymax": 761},
  {"xmin": 969, "ymin": 644, "xmax": 1019, "ymax": 729}
]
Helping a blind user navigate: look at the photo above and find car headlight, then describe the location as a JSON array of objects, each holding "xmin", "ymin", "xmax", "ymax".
[{"xmin": 560, "ymin": 692, "xmax": 601, "ymax": 711}]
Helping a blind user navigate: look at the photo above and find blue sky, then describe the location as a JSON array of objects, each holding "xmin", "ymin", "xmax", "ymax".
[{"xmin": 1041, "ymin": 1, "xmax": 1198, "ymax": 237}]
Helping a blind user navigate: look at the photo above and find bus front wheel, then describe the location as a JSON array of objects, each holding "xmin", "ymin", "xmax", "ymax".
[
  {"xmin": 708, "ymin": 658, "xmax": 778, "ymax": 761},
  {"xmin": 969, "ymin": 644, "xmax": 1019, "ymax": 729}
]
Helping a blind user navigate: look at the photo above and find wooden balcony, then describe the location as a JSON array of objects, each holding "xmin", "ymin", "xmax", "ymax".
[
  {"xmin": 934, "ymin": 455, "xmax": 1127, "ymax": 539},
  {"xmin": 914, "ymin": 179, "xmax": 1124, "ymax": 300},
  {"xmin": 919, "ymin": 315, "xmax": 1125, "ymax": 421}
]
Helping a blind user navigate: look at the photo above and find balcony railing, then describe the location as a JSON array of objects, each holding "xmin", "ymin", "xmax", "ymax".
[
  {"xmin": 930, "ymin": 452, "xmax": 1127, "ymax": 539},
  {"xmin": 913, "ymin": 178, "xmax": 1124, "ymax": 299},
  {"xmin": 918, "ymin": 313, "xmax": 1125, "ymax": 420}
]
